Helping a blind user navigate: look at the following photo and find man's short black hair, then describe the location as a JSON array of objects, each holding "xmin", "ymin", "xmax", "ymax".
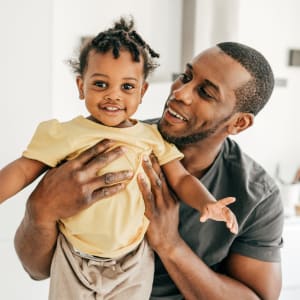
[{"xmin": 217, "ymin": 42, "xmax": 274, "ymax": 115}]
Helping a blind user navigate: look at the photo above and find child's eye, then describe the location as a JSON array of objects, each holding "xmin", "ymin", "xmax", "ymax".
[
  {"xmin": 122, "ymin": 83, "xmax": 134, "ymax": 90},
  {"xmin": 95, "ymin": 81, "xmax": 107, "ymax": 88},
  {"xmin": 178, "ymin": 73, "xmax": 191, "ymax": 84}
]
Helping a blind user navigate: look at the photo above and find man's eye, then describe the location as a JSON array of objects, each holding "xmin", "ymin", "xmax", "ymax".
[
  {"xmin": 95, "ymin": 81, "xmax": 107, "ymax": 88},
  {"xmin": 122, "ymin": 83, "xmax": 134, "ymax": 90},
  {"xmin": 178, "ymin": 73, "xmax": 191, "ymax": 84},
  {"xmin": 198, "ymin": 86, "xmax": 213, "ymax": 99}
]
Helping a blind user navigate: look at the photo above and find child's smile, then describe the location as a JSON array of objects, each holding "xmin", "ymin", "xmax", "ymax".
[{"xmin": 76, "ymin": 49, "xmax": 148, "ymax": 128}]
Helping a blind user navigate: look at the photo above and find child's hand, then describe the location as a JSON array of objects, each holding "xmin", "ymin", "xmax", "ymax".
[{"xmin": 199, "ymin": 197, "xmax": 238, "ymax": 234}]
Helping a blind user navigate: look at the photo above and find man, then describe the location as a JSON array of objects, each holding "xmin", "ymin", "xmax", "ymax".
[{"xmin": 14, "ymin": 42, "xmax": 283, "ymax": 300}]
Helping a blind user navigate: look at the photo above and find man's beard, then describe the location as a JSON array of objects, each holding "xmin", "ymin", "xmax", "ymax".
[{"xmin": 158, "ymin": 113, "xmax": 233, "ymax": 147}]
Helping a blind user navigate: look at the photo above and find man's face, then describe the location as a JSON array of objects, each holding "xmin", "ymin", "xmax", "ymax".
[{"xmin": 158, "ymin": 47, "xmax": 251, "ymax": 146}]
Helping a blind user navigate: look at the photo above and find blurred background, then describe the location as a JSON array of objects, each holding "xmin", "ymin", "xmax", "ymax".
[{"xmin": 0, "ymin": 0, "xmax": 300, "ymax": 298}]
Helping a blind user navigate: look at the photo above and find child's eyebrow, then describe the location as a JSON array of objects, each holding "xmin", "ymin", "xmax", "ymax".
[
  {"xmin": 91, "ymin": 73, "xmax": 138, "ymax": 82},
  {"xmin": 122, "ymin": 77, "xmax": 138, "ymax": 82},
  {"xmin": 91, "ymin": 73, "xmax": 108, "ymax": 78}
]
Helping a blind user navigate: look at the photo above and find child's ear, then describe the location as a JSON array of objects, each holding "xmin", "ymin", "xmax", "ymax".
[
  {"xmin": 76, "ymin": 76, "xmax": 84, "ymax": 99},
  {"xmin": 140, "ymin": 81, "xmax": 149, "ymax": 103},
  {"xmin": 227, "ymin": 112, "xmax": 254, "ymax": 135}
]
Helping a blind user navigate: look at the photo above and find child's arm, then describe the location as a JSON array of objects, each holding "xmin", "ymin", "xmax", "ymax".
[
  {"xmin": 0, "ymin": 157, "xmax": 48, "ymax": 204},
  {"xmin": 161, "ymin": 158, "xmax": 238, "ymax": 234}
]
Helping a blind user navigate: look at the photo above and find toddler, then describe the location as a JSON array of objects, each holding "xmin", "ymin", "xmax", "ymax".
[{"xmin": 0, "ymin": 17, "xmax": 237, "ymax": 299}]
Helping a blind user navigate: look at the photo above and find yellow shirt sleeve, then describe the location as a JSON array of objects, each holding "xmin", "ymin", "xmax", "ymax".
[
  {"xmin": 23, "ymin": 119, "xmax": 73, "ymax": 167},
  {"xmin": 148, "ymin": 124, "xmax": 184, "ymax": 166}
]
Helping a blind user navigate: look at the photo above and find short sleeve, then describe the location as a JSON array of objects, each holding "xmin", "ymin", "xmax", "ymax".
[
  {"xmin": 231, "ymin": 188, "xmax": 284, "ymax": 262},
  {"xmin": 23, "ymin": 119, "xmax": 72, "ymax": 167},
  {"xmin": 149, "ymin": 124, "xmax": 184, "ymax": 166}
]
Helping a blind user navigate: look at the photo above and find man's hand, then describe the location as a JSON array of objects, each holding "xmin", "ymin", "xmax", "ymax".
[
  {"xmin": 137, "ymin": 154, "xmax": 181, "ymax": 254},
  {"xmin": 29, "ymin": 139, "xmax": 133, "ymax": 224},
  {"xmin": 15, "ymin": 139, "xmax": 133, "ymax": 279}
]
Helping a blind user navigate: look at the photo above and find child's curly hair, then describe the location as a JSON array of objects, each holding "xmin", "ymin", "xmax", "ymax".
[{"xmin": 69, "ymin": 16, "xmax": 160, "ymax": 79}]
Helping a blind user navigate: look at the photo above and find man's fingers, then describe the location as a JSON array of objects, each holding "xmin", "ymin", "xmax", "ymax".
[
  {"xmin": 74, "ymin": 139, "xmax": 114, "ymax": 166},
  {"xmin": 93, "ymin": 170, "xmax": 133, "ymax": 187},
  {"xmin": 89, "ymin": 169, "xmax": 133, "ymax": 198},
  {"xmin": 150, "ymin": 153, "xmax": 161, "ymax": 175},
  {"xmin": 142, "ymin": 156, "xmax": 162, "ymax": 190},
  {"xmin": 92, "ymin": 183, "xmax": 126, "ymax": 203},
  {"xmin": 142, "ymin": 156, "xmax": 176, "ymax": 208},
  {"xmin": 84, "ymin": 146, "xmax": 126, "ymax": 177},
  {"xmin": 137, "ymin": 173, "xmax": 154, "ymax": 218}
]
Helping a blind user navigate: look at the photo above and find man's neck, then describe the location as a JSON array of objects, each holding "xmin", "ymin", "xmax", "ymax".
[{"xmin": 178, "ymin": 139, "xmax": 224, "ymax": 178}]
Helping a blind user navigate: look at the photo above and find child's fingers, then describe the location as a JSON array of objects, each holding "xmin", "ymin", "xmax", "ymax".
[
  {"xmin": 226, "ymin": 211, "xmax": 238, "ymax": 234},
  {"xmin": 218, "ymin": 197, "xmax": 236, "ymax": 206},
  {"xmin": 199, "ymin": 210, "xmax": 209, "ymax": 222}
]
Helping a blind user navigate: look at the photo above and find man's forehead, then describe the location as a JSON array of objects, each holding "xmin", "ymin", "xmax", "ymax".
[
  {"xmin": 190, "ymin": 46, "xmax": 234, "ymax": 71},
  {"xmin": 189, "ymin": 47, "xmax": 251, "ymax": 90}
]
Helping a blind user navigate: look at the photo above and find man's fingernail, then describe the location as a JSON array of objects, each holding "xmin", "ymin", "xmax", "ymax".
[
  {"xmin": 143, "ymin": 155, "xmax": 149, "ymax": 161},
  {"xmin": 138, "ymin": 173, "xmax": 145, "ymax": 181},
  {"xmin": 127, "ymin": 170, "xmax": 133, "ymax": 177}
]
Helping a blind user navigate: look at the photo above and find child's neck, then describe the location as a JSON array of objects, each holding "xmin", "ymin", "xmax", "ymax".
[{"xmin": 87, "ymin": 115, "xmax": 136, "ymax": 128}]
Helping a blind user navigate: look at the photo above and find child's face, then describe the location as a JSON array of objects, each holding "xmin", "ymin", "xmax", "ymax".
[{"xmin": 76, "ymin": 49, "xmax": 148, "ymax": 128}]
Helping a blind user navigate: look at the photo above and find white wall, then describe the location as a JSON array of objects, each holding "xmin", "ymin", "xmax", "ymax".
[
  {"xmin": 234, "ymin": 0, "xmax": 300, "ymax": 181},
  {"xmin": 51, "ymin": 0, "xmax": 182, "ymax": 122},
  {"xmin": 190, "ymin": 0, "xmax": 300, "ymax": 181},
  {"xmin": 0, "ymin": 0, "xmax": 52, "ymax": 298}
]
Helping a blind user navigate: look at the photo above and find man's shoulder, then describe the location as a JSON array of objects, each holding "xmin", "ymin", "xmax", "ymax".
[
  {"xmin": 210, "ymin": 138, "xmax": 279, "ymax": 204},
  {"xmin": 142, "ymin": 118, "xmax": 160, "ymax": 125},
  {"xmin": 223, "ymin": 138, "xmax": 271, "ymax": 176}
]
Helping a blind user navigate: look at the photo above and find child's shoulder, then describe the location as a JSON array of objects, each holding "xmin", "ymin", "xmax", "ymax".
[
  {"xmin": 137, "ymin": 120, "xmax": 161, "ymax": 135},
  {"xmin": 38, "ymin": 115, "xmax": 85, "ymax": 128},
  {"xmin": 33, "ymin": 116, "xmax": 87, "ymax": 140}
]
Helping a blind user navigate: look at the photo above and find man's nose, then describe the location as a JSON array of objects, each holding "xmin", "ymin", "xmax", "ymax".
[{"xmin": 172, "ymin": 84, "xmax": 193, "ymax": 105}]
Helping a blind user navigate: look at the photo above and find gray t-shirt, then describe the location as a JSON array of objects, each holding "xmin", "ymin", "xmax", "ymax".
[{"xmin": 150, "ymin": 137, "xmax": 284, "ymax": 299}]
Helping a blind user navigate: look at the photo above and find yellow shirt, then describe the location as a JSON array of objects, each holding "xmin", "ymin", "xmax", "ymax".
[{"xmin": 23, "ymin": 116, "xmax": 183, "ymax": 258}]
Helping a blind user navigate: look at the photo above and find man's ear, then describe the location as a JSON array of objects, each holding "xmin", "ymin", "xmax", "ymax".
[
  {"xmin": 76, "ymin": 76, "xmax": 84, "ymax": 100},
  {"xmin": 227, "ymin": 112, "xmax": 254, "ymax": 135},
  {"xmin": 140, "ymin": 81, "xmax": 149, "ymax": 103}
]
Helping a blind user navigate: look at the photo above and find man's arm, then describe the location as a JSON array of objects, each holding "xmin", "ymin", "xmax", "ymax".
[
  {"xmin": 14, "ymin": 139, "xmax": 132, "ymax": 279},
  {"xmin": 138, "ymin": 155, "xmax": 282, "ymax": 300}
]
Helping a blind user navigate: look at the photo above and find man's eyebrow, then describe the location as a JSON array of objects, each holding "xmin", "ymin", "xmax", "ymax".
[
  {"xmin": 186, "ymin": 63, "xmax": 193, "ymax": 70},
  {"xmin": 203, "ymin": 79, "xmax": 220, "ymax": 94}
]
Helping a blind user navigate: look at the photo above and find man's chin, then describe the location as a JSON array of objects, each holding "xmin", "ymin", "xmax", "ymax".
[
  {"xmin": 158, "ymin": 121, "xmax": 189, "ymax": 146},
  {"xmin": 158, "ymin": 121, "xmax": 176, "ymax": 143},
  {"xmin": 158, "ymin": 120, "xmax": 213, "ymax": 146}
]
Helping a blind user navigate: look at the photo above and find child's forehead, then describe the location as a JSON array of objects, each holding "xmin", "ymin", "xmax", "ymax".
[
  {"xmin": 85, "ymin": 49, "xmax": 145, "ymax": 78},
  {"xmin": 88, "ymin": 48, "xmax": 143, "ymax": 64}
]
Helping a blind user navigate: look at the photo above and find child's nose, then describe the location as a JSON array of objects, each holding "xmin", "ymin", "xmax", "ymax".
[{"xmin": 104, "ymin": 89, "xmax": 121, "ymax": 101}]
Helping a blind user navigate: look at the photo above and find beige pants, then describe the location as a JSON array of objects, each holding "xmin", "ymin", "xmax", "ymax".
[{"xmin": 49, "ymin": 234, "xmax": 154, "ymax": 300}]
